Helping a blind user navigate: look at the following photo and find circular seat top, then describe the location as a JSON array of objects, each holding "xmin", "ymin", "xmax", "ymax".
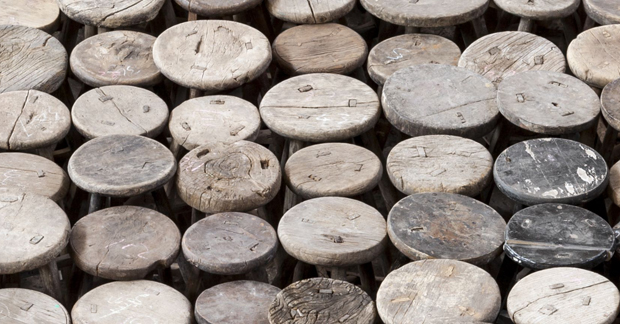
[
  {"xmin": 0, "ymin": 90, "xmax": 71, "ymax": 151},
  {"xmin": 0, "ymin": 25, "xmax": 67, "ymax": 94},
  {"xmin": 0, "ymin": 192, "xmax": 69, "ymax": 274},
  {"xmin": 278, "ymin": 197, "xmax": 387, "ymax": 267},
  {"xmin": 169, "ymin": 95, "xmax": 261, "ymax": 151},
  {"xmin": 269, "ymin": 278, "xmax": 376, "ymax": 324},
  {"xmin": 285, "ymin": 143, "xmax": 382, "ymax": 199},
  {"xmin": 196, "ymin": 280, "xmax": 280, "ymax": 324},
  {"xmin": 177, "ymin": 141, "xmax": 281, "ymax": 213},
  {"xmin": 267, "ymin": 0, "xmax": 355, "ymax": 24},
  {"xmin": 367, "ymin": 34, "xmax": 461, "ymax": 86},
  {"xmin": 70, "ymin": 31, "xmax": 162, "ymax": 88},
  {"xmin": 604, "ymin": 160, "xmax": 620, "ymax": 208},
  {"xmin": 494, "ymin": 0, "xmax": 579, "ymax": 19},
  {"xmin": 376, "ymin": 259, "xmax": 501, "ymax": 324},
  {"xmin": 497, "ymin": 71, "xmax": 600, "ymax": 135},
  {"xmin": 68, "ymin": 135, "xmax": 176, "ymax": 197},
  {"xmin": 0, "ymin": 153, "xmax": 70, "ymax": 202},
  {"xmin": 602, "ymin": 78, "xmax": 620, "ymax": 131},
  {"xmin": 70, "ymin": 206, "xmax": 181, "ymax": 280},
  {"xmin": 153, "ymin": 20, "xmax": 271, "ymax": 92},
  {"xmin": 273, "ymin": 24, "xmax": 367, "ymax": 75},
  {"xmin": 361, "ymin": 0, "xmax": 489, "ymax": 27},
  {"xmin": 584, "ymin": 0, "xmax": 620, "ymax": 25},
  {"xmin": 388, "ymin": 193, "xmax": 506, "ymax": 266},
  {"xmin": 459, "ymin": 31, "xmax": 565, "ymax": 84},
  {"xmin": 72, "ymin": 86, "xmax": 169, "ymax": 139},
  {"xmin": 176, "ymin": 0, "xmax": 262, "ymax": 17},
  {"xmin": 71, "ymin": 280, "xmax": 193, "ymax": 324},
  {"xmin": 383, "ymin": 64, "xmax": 499, "ymax": 138},
  {"xmin": 505, "ymin": 204, "xmax": 615, "ymax": 270},
  {"xmin": 387, "ymin": 135, "xmax": 493, "ymax": 197},
  {"xmin": 57, "ymin": 0, "xmax": 165, "ymax": 28},
  {"xmin": 183, "ymin": 212, "xmax": 277, "ymax": 275},
  {"xmin": 0, "ymin": 288, "xmax": 70, "ymax": 324},
  {"xmin": 568, "ymin": 25, "xmax": 620, "ymax": 89},
  {"xmin": 0, "ymin": 0, "xmax": 59, "ymax": 32},
  {"xmin": 507, "ymin": 267, "xmax": 620, "ymax": 324},
  {"xmin": 494, "ymin": 138, "xmax": 608, "ymax": 205},
  {"xmin": 260, "ymin": 74, "xmax": 380, "ymax": 142}
]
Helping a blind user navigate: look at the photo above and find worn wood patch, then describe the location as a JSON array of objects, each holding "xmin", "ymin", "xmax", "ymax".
[
  {"xmin": 0, "ymin": 152, "xmax": 70, "ymax": 202},
  {"xmin": 267, "ymin": 0, "xmax": 355, "ymax": 24},
  {"xmin": 0, "ymin": 288, "xmax": 70, "ymax": 323},
  {"xmin": 0, "ymin": 0, "xmax": 60, "ymax": 33},
  {"xmin": 57, "ymin": 0, "xmax": 165, "ymax": 28},
  {"xmin": 494, "ymin": 0, "xmax": 579, "ymax": 19},
  {"xmin": 568, "ymin": 25, "xmax": 620, "ymax": 89}
]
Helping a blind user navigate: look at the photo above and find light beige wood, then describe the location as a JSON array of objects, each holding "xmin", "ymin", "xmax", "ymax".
[
  {"xmin": 602, "ymin": 78, "xmax": 620, "ymax": 132},
  {"xmin": 176, "ymin": 0, "xmax": 262, "ymax": 17},
  {"xmin": 494, "ymin": 0, "xmax": 580, "ymax": 19},
  {"xmin": 607, "ymin": 161, "xmax": 620, "ymax": 206},
  {"xmin": 57, "ymin": 0, "xmax": 165, "ymax": 28},
  {"xmin": 568, "ymin": 25, "xmax": 620, "ymax": 89},
  {"xmin": 0, "ymin": 153, "xmax": 70, "ymax": 202},
  {"xmin": 584, "ymin": 0, "xmax": 620, "ymax": 25},
  {"xmin": 266, "ymin": 0, "xmax": 355, "ymax": 24},
  {"xmin": 0, "ymin": 0, "xmax": 60, "ymax": 33},
  {"xmin": 0, "ymin": 288, "xmax": 70, "ymax": 324},
  {"xmin": 361, "ymin": 0, "xmax": 489, "ymax": 27}
]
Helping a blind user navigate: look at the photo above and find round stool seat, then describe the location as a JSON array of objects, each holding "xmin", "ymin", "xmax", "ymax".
[
  {"xmin": 0, "ymin": 0, "xmax": 60, "ymax": 33},
  {"xmin": 57, "ymin": 0, "xmax": 165, "ymax": 28},
  {"xmin": 387, "ymin": 135, "xmax": 493, "ymax": 196},
  {"xmin": 388, "ymin": 193, "xmax": 505, "ymax": 266},
  {"xmin": 0, "ymin": 153, "xmax": 69, "ymax": 201},
  {"xmin": 70, "ymin": 206, "xmax": 180, "ymax": 280},
  {"xmin": 0, "ymin": 90, "xmax": 71, "ymax": 150},
  {"xmin": 273, "ymin": 24, "xmax": 367, "ymax": 75},
  {"xmin": 0, "ymin": 288, "xmax": 70, "ymax": 323},
  {"xmin": 497, "ymin": 71, "xmax": 600, "ymax": 135},
  {"xmin": 0, "ymin": 25, "xmax": 66, "ymax": 94},
  {"xmin": 260, "ymin": 74, "xmax": 380, "ymax": 142},
  {"xmin": 459, "ymin": 31, "xmax": 565, "ymax": 84},
  {"xmin": 605, "ymin": 161, "xmax": 620, "ymax": 207},
  {"xmin": 376, "ymin": 259, "xmax": 501, "ymax": 324},
  {"xmin": 361, "ymin": 0, "xmax": 488, "ymax": 27},
  {"xmin": 285, "ymin": 143, "xmax": 382, "ymax": 199},
  {"xmin": 494, "ymin": 138, "xmax": 608, "ymax": 205},
  {"xmin": 269, "ymin": 278, "xmax": 376, "ymax": 324},
  {"xmin": 602, "ymin": 78, "xmax": 620, "ymax": 131},
  {"xmin": 70, "ymin": 31, "xmax": 161, "ymax": 87},
  {"xmin": 568, "ymin": 25, "xmax": 620, "ymax": 89},
  {"xmin": 0, "ymin": 192, "xmax": 69, "ymax": 274},
  {"xmin": 183, "ymin": 212, "xmax": 277, "ymax": 275},
  {"xmin": 196, "ymin": 280, "xmax": 280, "ymax": 324},
  {"xmin": 584, "ymin": 0, "xmax": 620, "ymax": 25},
  {"xmin": 267, "ymin": 0, "xmax": 355, "ymax": 24},
  {"xmin": 367, "ymin": 34, "xmax": 461, "ymax": 86},
  {"xmin": 68, "ymin": 135, "xmax": 176, "ymax": 197},
  {"xmin": 494, "ymin": 0, "xmax": 579, "ymax": 19},
  {"xmin": 71, "ymin": 280, "xmax": 193, "ymax": 323},
  {"xmin": 383, "ymin": 64, "xmax": 499, "ymax": 138},
  {"xmin": 169, "ymin": 95, "xmax": 261, "ymax": 151},
  {"xmin": 177, "ymin": 141, "xmax": 280, "ymax": 213},
  {"xmin": 278, "ymin": 197, "xmax": 387, "ymax": 267},
  {"xmin": 153, "ymin": 20, "xmax": 271, "ymax": 92},
  {"xmin": 176, "ymin": 0, "xmax": 262, "ymax": 17},
  {"xmin": 507, "ymin": 267, "xmax": 620, "ymax": 324}
]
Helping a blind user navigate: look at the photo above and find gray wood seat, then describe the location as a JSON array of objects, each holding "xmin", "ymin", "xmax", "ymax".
[
  {"xmin": 0, "ymin": 0, "xmax": 60, "ymax": 33},
  {"xmin": 266, "ymin": 0, "xmax": 355, "ymax": 24},
  {"xmin": 0, "ymin": 288, "xmax": 70, "ymax": 324},
  {"xmin": 57, "ymin": 0, "xmax": 165, "ymax": 28},
  {"xmin": 0, "ymin": 153, "xmax": 70, "ymax": 202},
  {"xmin": 584, "ymin": 0, "xmax": 620, "ymax": 25},
  {"xmin": 598, "ymin": 78, "xmax": 620, "ymax": 164},
  {"xmin": 176, "ymin": 0, "xmax": 262, "ymax": 17},
  {"xmin": 568, "ymin": 25, "xmax": 620, "ymax": 89},
  {"xmin": 495, "ymin": 0, "xmax": 579, "ymax": 20}
]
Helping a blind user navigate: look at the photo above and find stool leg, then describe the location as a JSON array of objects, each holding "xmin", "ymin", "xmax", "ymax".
[
  {"xmin": 293, "ymin": 261, "xmax": 317, "ymax": 282},
  {"xmin": 188, "ymin": 12, "xmax": 198, "ymax": 21},
  {"xmin": 471, "ymin": 16, "xmax": 489, "ymax": 38},
  {"xmin": 84, "ymin": 25, "xmax": 96, "ymax": 39},
  {"xmin": 157, "ymin": 266, "xmax": 174, "ymax": 286},
  {"xmin": 88, "ymin": 193, "xmax": 102, "ymax": 214},
  {"xmin": 177, "ymin": 254, "xmax": 201, "ymax": 301},
  {"xmin": 97, "ymin": 27, "xmax": 110, "ymax": 34},
  {"xmin": 39, "ymin": 261, "xmax": 65, "ymax": 305},
  {"xmin": 518, "ymin": 18, "xmax": 534, "ymax": 32},
  {"xmin": 359, "ymin": 262, "xmax": 377, "ymax": 299},
  {"xmin": 583, "ymin": 16, "xmax": 597, "ymax": 31},
  {"xmin": 283, "ymin": 140, "xmax": 305, "ymax": 215},
  {"xmin": 404, "ymin": 26, "xmax": 420, "ymax": 34},
  {"xmin": 331, "ymin": 268, "xmax": 347, "ymax": 281},
  {"xmin": 247, "ymin": 267, "xmax": 269, "ymax": 283},
  {"xmin": 377, "ymin": 20, "xmax": 398, "ymax": 42},
  {"xmin": 360, "ymin": 130, "xmax": 400, "ymax": 211},
  {"xmin": 161, "ymin": 0, "xmax": 177, "ymax": 28},
  {"xmin": 560, "ymin": 16, "xmax": 578, "ymax": 46},
  {"xmin": 36, "ymin": 144, "xmax": 56, "ymax": 161},
  {"xmin": 599, "ymin": 126, "xmax": 618, "ymax": 166}
]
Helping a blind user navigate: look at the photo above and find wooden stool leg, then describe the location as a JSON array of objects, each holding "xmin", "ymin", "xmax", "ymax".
[
  {"xmin": 377, "ymin": 20, "xmax": 398, "ymax": 42},
  {"xmin": 361, "ymin": 130, "xmax": 400, "ymax": 211},
  {"xmin": 84, "ymin": 25, "xmax": 96, "ymax": 39},
  {"xmin": 583, "ymin": 16, "xmax": 596, "ymax": 31},
  {"xmin": 292, "ymin": 261, "xmax": 317, "ymax": 282},
  {"xmin": 272, "ymin": 252, "xmax": 297, "ymax": 288},
  {"xmin": 331, "ymin": 267, "xmax": 347, "ymax": 281},
  {"xmin": 97, "ymin": 27, "xmax": 110, "ymax": 34},
  {"xmin": 599, "ymin": 126, "xmax": 618, "ymax": 166},
  {"xmin": 88, "ymin": 193, "xmax": 102, "ymax": 214},
  {"xmin": 177, "ymin": 254, "xmax": 201, "ymax": 301},
  {"xmin": 560, "ymin": 16, "xmax": 578, "ymax": 46},
  {"xmin": 36, "ymin": 144, "xmax": 56, "ymax": 161},
  {"xmin": 283, "ymin": 140, "xmax": 305, "ymax": 215},
  {"xmin": 157, "ymin": 266, "xmax": 174, "ymax": 286},
  {"xmin": 359, "ymin": 262, "xmax": 377, "ymax": 299},
  {"xmin": 39, "ymin": 261, "xmax": 65, "ymax": 305},
  {"xmin": 252, "ymin": 2, "xmax": 275, "ymax": 42},
  {"xmin": 161, "ymin": 0, "xmax": 177, "ymax": 28},
  {"xmin": 152, "ymin": 187, "xmax": 176, "ymax": 221},
  {"xmin": 188, "ymin": 12, "xmax": 198, "ymax": 21},
  {"xmin": 472, "ymin": 16, "xmax": 489, "ymax": 38},
  {"xmin": 405, "ymin": 26, "xmax": 420, "ymax": 34},
  {"xmin": 518, "ymin": 18, "xmax": 534, "ymax": 32},
  {"xmin": 247, "ymin": 266, "xmax": 269, "ymax": 283}
]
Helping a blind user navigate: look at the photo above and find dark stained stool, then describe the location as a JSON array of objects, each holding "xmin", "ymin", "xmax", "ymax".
[
  {"xmin": 0, "ymin": 288, "xmax": 70, "ymax": 323},
  {"xmin": 266, "ymin": 0, "xmax": 356, "ymax": 24},
  {"xmin": 568, "ymin": 25, "xmax": 620, "ymax": 90},
  {"xmin": 584, "ymin": 0, "xmax": 620, "ymax": 26},
  {"xmin": 0, "ymin": 153, "xmax": 70, "ymax": 203},
  {"xmin": 0, "ymin": 0, "xmax": 60, "ymax": 33}
]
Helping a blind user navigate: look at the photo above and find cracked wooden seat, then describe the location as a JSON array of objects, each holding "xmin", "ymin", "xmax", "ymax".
[
  {"xmin": 57, "ymin": 0, "xmax": 165, "ymax": 29},
  {"xmin": 584, "ymin": 0, "xmax": 620, "ymax": 25},
  {"xmin": 0, "ymin": 0, "xmax": 60, "ymax": 33},
  {"xmin": 568, "ymin": 25, "xmax": 620, "ymax": 89},
  {"xmin": 266, "ymin": 0, "xmax": 355, "ymax": 24},
  {"xmin": 176, "ymin": 0, "xmax": 263, "ymax": 17},
  {"xmin": 0, "ymin": 288, "xmax": 70, "ymax": 324},
  {"xmin": 0, "ymin": 153, "xmax": 70, "ymax": 202}
]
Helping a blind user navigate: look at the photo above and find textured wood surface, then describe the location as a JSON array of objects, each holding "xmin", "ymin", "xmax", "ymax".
[
  {"xmin": 605, "ymin": 160, "xmax": 620, "ymax": 207},
  {"xmin": 176, "ymin": 0, "xmax": 262, "ymax": 16},
  {"xmin": 0, "ymin": 288, "xmax": 70, "ymax": 324},
  {"xmin": 0, "ymin": 152, "xmax": 70, "ymax": 201},
  {"xmin": 494, "ymin": 0, "xmax": 579, "ymax": 19},
  {"xmin": 0, "ymin": 0, "xmax": 60, "ymax": 33},
  {"xmin": 57, "ymin": 0, "xmax": 165, "ymax": 28},
  {"xmin": 266, "ymin": 0, "xmax": 355, "ymax": 24},
  {"xmin": 361, "ymin": 0, "xmax": 488, "ymax": 27},
  {"xmin": 584, "ymin": 0, "xmax": 620, "ymax": 25},
  {"xmin": 568, "ymin": 25, "xmax": 620, "ymax": 89},
  {"xmin": 602, "ymin": 78, "xmax": 620, "ymax": 131}
]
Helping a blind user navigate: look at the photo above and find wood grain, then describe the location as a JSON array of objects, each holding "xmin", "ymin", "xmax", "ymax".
[
  {"xmin": 494, "ymin": 0, "xmax": 580, "ymax": 19},
  {"xmin": 266, "ymin": 0, "xmax": 355, "ymax": 24},
  {"xmin": 0, "ymin": 288, "xmax": 70, "ymax": 324},
  {"xmin": 57, "ymin": 0, "xmax": 165, "ymax": 28},
  {"xmin": 583, "ymin": 0, "xmax": 620, "ymax": 25},
  {"xmin": 605, "ymin": 160, "xmax": 620, "ymax": 207},
  {"xmin": 0, "ymin": 0, "xmax": 60, "ymax": 33},
  {"xmin": 176, "ymin": 0, "xmax": 262, "ymax": 16},
  {"xmin": 568, "ymin": 25, "xmax": 620, "ymax": 89},
  {"xmin": 602, "ymin": 78, "xmax": 620, "ymax": 131},
  {"xmin": 361, "ymin": 0, "xmax": 489, "ymax": 27},
  {"xmin": 0, "ymin": 152, "xmax": 70, "ymax": 202}
]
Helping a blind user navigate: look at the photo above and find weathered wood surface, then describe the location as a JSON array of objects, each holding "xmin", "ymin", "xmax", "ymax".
[
  {"xmin": 605, "ymin": 161, "xmax": 620, "ymax": 207},
  {"xmin": 266, "ymin": 0, "xmax": 355, "ymax": 24},
  {"xmin": 72, "ymin": 86, "xmax": 169, "ymax": 139},
  {"xmin": 494, "ymin": 0, "xmax": 579, "ymax": 19},
  {"xmin": 494, "ymin": 138, "xmax": 608, "ymax": 205},
  {"xmin": 57, "ymin": 0, "xmax": 165, "ymax": 28},
  {"xmin": 278, "ymin": 197, "xmax": 387, "ymax": 267},
  {"xmin": 177, "ymin": 141, "xmax": 281, "ymax": 213},
  {"xmin": 387, "ymin": 135, "xmax": 493, "ymax": 197},
  {"xmin": 260, "ymin": 74, "xmax": 380, "ymax": 142},
  {"xmin": 568, "ymin": 25, "xmax": 620, "ymax": 89},
  {"xmin": 68, "ymin": 135, "xmax": 177, "ymax": 197},
  {"xmin": 0, "ymin": 90, "xmax": 71, "ymax": 150},
  {"xmin": 497, "ymin": 71, "xmax": 600, "ymax": 135},
  {"xmin": 376, "ymin": 259, "xmax": 501, "ymax": 324},
  {"xmin": 70, "ymin": 31, "xmax": 162, "ymax": 87},
  {"xmin": 169, "ymin": 95, "xmax": 261, "ymax": 151},
  {"xmin": 0, "ymin": 153, "xmax": 70, "ymax": 202},
  {"xmin": 360, "ymin": 0, "xmax": 488, "ymax": 27},
  {"xmin": 584, "ymin": 0, "xmax": 620, "ymax": 25},
  {"xmin": 176, "ymin": 0, "xmax": 262, "ymax": 17},
  {"xmin": 0, "ymin": 0, "xmax": 60, "ymax": 33},
  {"xmin": 71, "ymin": 280, "xmax": 193, "ymax": 324},
  {"xmin": 153, "ymin": 20, "xmax": 271, "ymax": 92},
  {"xmin": 268, "ymin": 278, "xmax": 376, "ymax": 324},
  {"xmin": 272, "ymin": 24, "xmax": 367, "ymax": 75},
  {"xmin": 0, "ymin": 288, "xmax": 70, "ymax": 324},
  {"xmin": 367, "ymin": 34, "xmax": 461, "ymax": 86},
  {"xmin": 507, "ymin": 267, "xmax": 620, "ymax": 324},
  {"xmin": 0, "ymin": 192, "xmax": 69, "ymax": 274},
  {"xmin": 602, "ymin": 78, "xmax": 620, "ymax": 131},
  {"xmin": 70, "ymin": 206, "xmax": 181, "ymax": 280},
  {"xmin": 382, "ymin": 64, "xmax": 499, "ymax": 138},
  {"xmin": 458, "ymin": 31, "xmax": 565, "ymax": 84},
  {"xmin": 0, "ymin": 25, "xmax": 67, "ymax": 94}
]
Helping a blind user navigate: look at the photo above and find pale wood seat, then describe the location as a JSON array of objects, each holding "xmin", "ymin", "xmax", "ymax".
[
  {"xmin": 0, "ymin": 288, "xmax": 70, "ymax": 324},
  {"xmin": 176, "ymin": 0, "xmax": 263, "ymax": 17},
  {"xmin": 598, "ymin": 79, "xmax": 620, "ymax": 164},
  {"xmin": 57, "ymin": 0, "xmax": 165, "ymax": 29},
  {"xmin": 267, "ymin": 0, "xmax": 356, "ymax": 24},
  {"xmin": 568, "ymin": 25, "xmax": 620, "ymax": 89},
  {"xmin": 584, "ymin": 0, "xmax": 620, "ymax": 26},
  {"xmin": 0, "ymin": 153, "xmax": 70, "ymax": 202},
  {"xmin": 0, "ymin": 0, "xmax": 60, "ymax": 33}
]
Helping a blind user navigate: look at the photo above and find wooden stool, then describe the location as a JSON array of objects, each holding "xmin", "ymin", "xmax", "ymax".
[
  {"xmin": 584, "ymin": 0, "xmax": 620, "ymax": 26},
  {"xmin": 494, "ymin": 0, "xmax": 579, "ymax": 40},
  {"xmin": 382, "ymin": 64, "xmax": 499, "ymax": 138},
  {"xmin": 605, "ymin": 160, "xmax": 620, "ymax": 224},
  {"xmin": 70, "ymin": 31, "xmax": 162, "ymax": 88},
  {"xmin": 507, "ymin": 267, "xmax": 620, "ymax": 324},
  {"xmin": 72, "ymin": 86, "xmax": 169, "ymax": 140},
  {"xmin": 568, "ymin": 25, "xmax": 620, "ymax": 89},
  {"xmin": 195, "ymin": 280, "xmax": 280, "ymax": 324},
  {"xmin": 71, "ymin": 280, "xmax": 193, "ymax": 323},
  {"xmin": 268, "ymin": 278, "xmax": 376, "ymax": 324},
  {"xmin": 272, "ymin": 24, "xmax": 367, "ymax": 75},
  {"xmin": 388, "ymin": 193, "xmax": 505, "ymax": 266},
  {"xmin": 267, "ymin": 0, "xmax": 355, "ymax": 24},
  {"xmin": 376, "ymin": 259, "xmax": 501, "ymax": 324},
  {"xmin": 0, "ymin": 25, "xmax": 67, "ymax": 93},
  {"xmin": 0, "ymin": 0, "xmax": 60, "ymax": 33},
  {"xmin": 599, "ymin": 78, "xmax": 620, "ymax": 164},
  {"xmin": 494, "ymin": 138, "xmax": 608, "ymax": 206},
  {"xmin": 0, "ymin": 288, "xmax": 70, "ymax": 323},
  {"xmin": 0, "ymin": 153, "xmax": 70, "ymax": 202},
  {"xmin": 176, "ymin": 0, "xmax": 262, "ymax": 17},
  {"xmin": 387, "ymin": 135, "xmax": 493, "ymax": 196},
  {"xmin": 459, "ymin": 31, "xmax": 565, "ymax": 84},
  {"xmin": 57, "ymin": 0, "xmax": 165, "ymax": 30}
]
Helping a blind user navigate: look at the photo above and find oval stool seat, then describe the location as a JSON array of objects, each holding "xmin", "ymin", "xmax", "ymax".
[
  {"xmin": 176, "ymin": 0, "xmax": 262, "ymax": 17},
  {"xmin": 494, "ymin": 0, "xmax": 579, "ymax": 19},
  {"xmin": 607, "ymin": 161, "xmax": 620, "ymax": 207},
  {"xmin": 568, "ymin": 25, "xmax": 620, "ymax": 89},
  {"xmin": 57, "ymin": 0, "xmax": 165, "ymax": 28},
  {"xmin": 0, "ymin": 288, "xmax": 70, "ymax": 323},
  {"xmin": 361, "ymin": 0, "xmax": 488, "ymax": 27},
  {"xmin": 0, "ymin": 0, "xmax": 60, "ymax": 32},
  {"xmin": 602, "ymin": 78, "xmax": 620, "ymax": 132},
  {"xmin": 584, "ymin": 0, "xmax": 620, "ymax": 25},
  {"xmin": 267, "ymin": 0, "xmax": 356, "ymax": 24},
  {"xmin": 0, "ymin": 153, "xmax": 70, "ymax": 201}
]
